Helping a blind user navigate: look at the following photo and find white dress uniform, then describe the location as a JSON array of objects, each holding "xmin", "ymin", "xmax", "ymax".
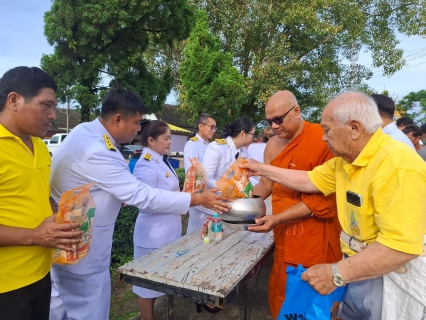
[
  {"xmin": 186, "ymin": 136, "xmax": 248, "ymax": 233},
  {"xmin": 247, "ymin": 142, "xmax": 267, "ymax": 186},
  {"xmin": 183, "ymin": 133, "xmax": 209, "ymax": 173},
  {"xmin": 132, "ymin": 148, "xmax": 182, "ymax": 298},
  {"xmin": 183, "ymin": 133, "xmax": 211, "ymax": 234},
  {"xmin": 49, "ymin": 119, "xmax": 191, "ymax": 320}
]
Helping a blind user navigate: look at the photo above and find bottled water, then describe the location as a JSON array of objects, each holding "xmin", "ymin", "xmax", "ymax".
[{"xmin": 211, "ymin": 213, "xmax": 222, "ymax": 241}]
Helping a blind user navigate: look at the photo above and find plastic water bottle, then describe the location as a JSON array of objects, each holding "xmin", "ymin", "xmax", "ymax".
[{"xmin": 211, "ymin": 213, "xmax": 222, "ymax": 241}]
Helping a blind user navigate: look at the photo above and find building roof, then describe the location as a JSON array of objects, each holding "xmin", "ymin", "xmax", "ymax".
[
  {"xmin": 155, "ymin": 104, "xmax": 196, "ymax": 133},
  {"xmin": 167, "ymin": 123, "xmax": 192, "ymax": 133}
]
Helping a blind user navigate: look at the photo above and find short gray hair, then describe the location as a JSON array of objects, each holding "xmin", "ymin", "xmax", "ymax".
[
  {"xmin": 196, "ymin": 113, "xmax": 214, "ymax": 128},
  {"xmin": 331, "ymin": 92, "xmax": 383, "ymax": 134}
]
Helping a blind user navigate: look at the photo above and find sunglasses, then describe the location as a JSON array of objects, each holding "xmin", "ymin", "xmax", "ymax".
[
  {"xmin": 203, "ymin": 124, "xmax": 218, "ymax": 131},
  {"xmin": 264, "ymin": 105, "xmax": 296, "ymax": 126}
]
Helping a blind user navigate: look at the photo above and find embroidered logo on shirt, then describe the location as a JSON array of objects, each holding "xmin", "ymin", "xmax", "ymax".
[
  {"xmin": 215, "ymin": 139, "xmax": 227, "ymax": 145},
  {"xmin": 143, "ymin": 153, "xmax": 152, "ymax": 161},
  {"xmin": 349, "ymin": 211, "xmax": 360, "ymax": 237},
  {"xmin": 103, "ymin": 134, "xmax": 116, "ymax": 151},
  {"xmin": 190, "ymin": 137, "xmax": 199, "ymax": 142}
]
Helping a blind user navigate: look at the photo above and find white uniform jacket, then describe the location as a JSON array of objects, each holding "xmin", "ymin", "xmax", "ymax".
[
  {"xmin": 199, "ymin": 136, "xmax": 248, "ymax": 214},
  {"xmin": 50, "ymin": 119, "xmax": 191, "ymax": 275},
  {"xmin": 183, "ymin": 133, "xmax": 209, "ymax": 173},
  {"xmin": 133, "ymin": 148, "xmax": 182, "ymax": 248}
]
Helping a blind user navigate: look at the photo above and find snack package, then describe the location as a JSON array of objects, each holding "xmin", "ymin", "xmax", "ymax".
[
  {"xmin": 52, "ymin": 182, "xmax": 96, "ymax": 265},
  {"xmin": 182, "ymin": 157, "xmax": 207, "ymax": 193},
  {"xmin": 216, "ymin": 157, "xmax": 253, "ymax": 198}
]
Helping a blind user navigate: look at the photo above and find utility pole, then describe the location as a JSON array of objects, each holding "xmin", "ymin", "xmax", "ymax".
[{"xmin": 66, "ymin": 100, "xmax": 70, "ymax": 133}]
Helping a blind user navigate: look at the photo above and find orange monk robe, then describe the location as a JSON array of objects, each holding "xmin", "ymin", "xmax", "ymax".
[{"xmin": 268, "ymin": 121, "xmax": 342, "ymax": 319}]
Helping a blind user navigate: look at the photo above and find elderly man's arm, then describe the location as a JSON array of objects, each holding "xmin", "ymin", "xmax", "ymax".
[
  {"xmin": 241, "ymin": 159, "xmax": 320, "ymax": 193},
  {"xmin": 301, "ymin": 242, "xmax": 417, "ymax": 294}
]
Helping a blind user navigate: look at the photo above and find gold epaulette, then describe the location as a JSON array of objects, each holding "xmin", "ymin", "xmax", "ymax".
[
  {"xmin": 215, "ymin": 139, "xmax": 227, "ymax": 145},
  {"xmin": 190, "ymin": 137, "xmax": 199, "ymax": 142},
  {"xmin": 143, "ymin": 153, "xmax": 152, "ymax": 161},
  {"xmin": 103, "ymin": 134, "xmax": 116, "ymax": 151}
]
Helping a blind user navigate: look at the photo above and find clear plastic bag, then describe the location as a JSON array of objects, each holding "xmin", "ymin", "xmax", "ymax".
[
  {"xmin": 52, "ymin": 182, "xmax": 96, "ymax": 265},
  {"xmin": 182, "ymin": 157, "xmax": 207, "ymax": 193},
  {"xmin": 216, "ymin": 157, "xmax": 253, "ymax": 199}
]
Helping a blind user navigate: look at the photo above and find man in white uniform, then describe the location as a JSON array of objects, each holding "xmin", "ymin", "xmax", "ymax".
[
  {"xmin": 184, "ymin": 113, "xmax": 217, "ymax": 234},
  {"xmin": 49, "ymin": 88, "xmax": 229, "ymax": 320},
  {"xmin": 371, "ymin": 94, "xmax": 415, "ymax": 149}
]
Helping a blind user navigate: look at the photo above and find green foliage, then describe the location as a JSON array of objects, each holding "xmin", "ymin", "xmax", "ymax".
[
  {"xmin": 150, "ymin": 0, "xmax": 426, "ymax": 123},
  {"xmin": 177, "ymin": 10, "xmax": 246, "ymax": 128},
  {"xmin": 397, "ymin": 90, "xmax": 426, "ymax": 123},
  {"xmin": 175, "ymin": 167, "xmax": 186, "ymax": 190},
  {"xmin": 111, "ymin": 205, "xmax": 139, "ymax": 269},
  {"xmin": 41, "ymin": 0, "xmax": 196, "ymax": 121}
]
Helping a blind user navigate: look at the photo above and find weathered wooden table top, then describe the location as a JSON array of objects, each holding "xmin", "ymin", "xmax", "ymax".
[{"xmin": 118, "ymin": 198, "xmax": 273, "ymax": 299}]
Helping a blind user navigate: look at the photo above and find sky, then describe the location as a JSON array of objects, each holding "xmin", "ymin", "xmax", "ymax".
[{"xmin": 1, "ymin": 0, "xmax": 425, "ymax": 105}]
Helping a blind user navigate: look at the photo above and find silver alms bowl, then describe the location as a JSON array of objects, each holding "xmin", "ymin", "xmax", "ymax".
[{"xmin": 220, "ymin": 196, "xmax": 266, "ymax": 222}]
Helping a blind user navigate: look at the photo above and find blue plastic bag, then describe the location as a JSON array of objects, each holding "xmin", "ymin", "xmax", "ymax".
[{"xmin": 278, "ymin": 265, "xmax": 346, "ymax": 320}]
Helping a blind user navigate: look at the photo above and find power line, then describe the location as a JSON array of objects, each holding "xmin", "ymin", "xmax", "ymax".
[{"xmin": 369, "ymin": 60, "xmax": 426, "ymax": 79}]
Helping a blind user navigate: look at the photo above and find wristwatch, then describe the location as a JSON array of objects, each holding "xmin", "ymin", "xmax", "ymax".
[{"xmin": 331, "ymin": 263, "xmax": 345, "ymax": 287}]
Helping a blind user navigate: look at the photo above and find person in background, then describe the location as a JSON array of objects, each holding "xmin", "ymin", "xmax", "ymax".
[
  {"xmin": 403, "ymin": 124, "xmax": 426, "ymax": 160},
  {"xmin": 420, "ymin": 123, "xmax": 426, "ymax": 141},
  {"xmin": 184, "ymin": 113, "xmax": 217, "ymax": 235},
  {"xmin": 0, "ymin": 66, "xmax": 82, "ymax": 320},
  {"xmin": 132, "ymin": 120, "xmax": 182, "ymax": 320},
  {"xmin": 241, "ymin": 91, "xmax": 426, "ymax": 320},
  {"xmin": 248, "ymin": 90, "xmax": 340, "ymax": 319},
  {"xmin": 49, "ymin": 88, "xmax": 230, "ymax": 320},
  {"xmin": 396, "ymin": 116, "xmax": 414, "ymax": 130},
  {"xmin": 371, "ymin": 94, "xmax": 415, "ymax": 149},
  {"xmin": 183, "ymin": 113, "xmax": 217, "ymax": 172},
  {"xmin": 247, "ymin": 128, "xmax": 275, "ymax": 186}
]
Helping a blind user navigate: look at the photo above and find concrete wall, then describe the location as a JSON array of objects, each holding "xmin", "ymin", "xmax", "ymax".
[{"xmin": 170, "ymin": 134, "xmax": 188, "ymax": 153}]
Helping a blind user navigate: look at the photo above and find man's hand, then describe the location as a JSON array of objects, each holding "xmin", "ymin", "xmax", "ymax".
[
  {"xmin": 192, "ymin": 188, "xmax": 231, "ymax": 213},
  {"xmin": 247, "ymin": 215, "xmax": 277, "ymax": 233},
  {"xmin": 239, "ymin": 158, "xmax": 263, "ymax": 177},
  {"xmin": 301, "ymin": 263, "xmax": 337, "ymax": 295},
  {"xmin": 31, "ymin": 214, "xmax": 84, "ymax": 251}
]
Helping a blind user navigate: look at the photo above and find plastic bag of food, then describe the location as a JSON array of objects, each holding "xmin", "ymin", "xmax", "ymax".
[
  {"xmin": 52, "ymin": 182, "xmax": 96, "ymax": 265},
  {"xmin": 216, "ymin": 157, "xmax": 253, "ymax": 198},
  {"xmin": 182, "ymin": 157, "xmax": 207, "ymax": 193}
]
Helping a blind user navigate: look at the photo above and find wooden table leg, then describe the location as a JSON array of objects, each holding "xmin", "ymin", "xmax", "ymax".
[
  {"xmin": 239, "ymin": 281, "xmax": 248, "ymax": 320},
  {"xmin": 166, "ymin": 294, "xmax": 173, "ymax": 320}
]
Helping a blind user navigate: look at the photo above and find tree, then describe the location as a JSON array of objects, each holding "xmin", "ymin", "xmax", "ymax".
[
  {"xmin": 150, "ymin": 0, "xmax": 426, "ymax": 123},
  {"xmin": 41, "ymin": 0, "xmax": 196, "ymax": 122},
  {"xmin": 177, "ymin": 11, "xmax": 246, "ymax": 128},
  {"xmin": 397, "ymin": 90, "xmax": 426, "ymax": 123}
]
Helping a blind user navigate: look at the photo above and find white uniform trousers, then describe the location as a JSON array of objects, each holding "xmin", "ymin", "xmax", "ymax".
[
  {"xmin": 133, "ymin": 246, "xmax": 165, "ymax": 299},
  {"xmin": 49, "ymin": 266, "xmax": 111, "ymax": 320},
  {"xmin": 186, "ymin": 207, "xmax": 212, "ymax": 235}
]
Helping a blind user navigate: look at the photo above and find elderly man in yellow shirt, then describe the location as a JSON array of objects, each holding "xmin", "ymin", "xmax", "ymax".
[{"xmin": 241, "ymin": 91, "xmax": 426, "ymax": 320}]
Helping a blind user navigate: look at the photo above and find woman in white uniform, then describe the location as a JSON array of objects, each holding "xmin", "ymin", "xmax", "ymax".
[
  {"xmin": 132, "ymin": 120, "xmax": 182, "ymax": 320},
  {"xmin": 195, "ymin": 116, "xmax": 255, "ymax": 313}
]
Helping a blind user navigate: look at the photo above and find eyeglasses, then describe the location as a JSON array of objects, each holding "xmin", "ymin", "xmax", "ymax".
[
  {"xmin": 264, "ymin": 105, "xmax": 296, "ymax": 126},
  {"xmin": 203, "ymin": 124, "xmax": 217, "ymax": 131}
]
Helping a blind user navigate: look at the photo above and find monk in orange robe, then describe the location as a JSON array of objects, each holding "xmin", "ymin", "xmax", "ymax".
[{"xmin": 251, "ymin": 91, "xmax": 341, "ymax": 319}]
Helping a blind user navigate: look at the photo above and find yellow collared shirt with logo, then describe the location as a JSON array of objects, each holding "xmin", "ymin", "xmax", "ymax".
[
  {"xmin": 0, "ymin": 124, "xmax": 52, "ymax": 293},
  {"xmin": 308, "ymin": 129, "xmax": 426, "ymax": 256}
]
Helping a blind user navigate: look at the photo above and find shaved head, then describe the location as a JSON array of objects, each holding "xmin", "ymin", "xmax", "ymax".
[{"xmin": 265, "ymin": 90, "xmax": 298, "ymax": 113}]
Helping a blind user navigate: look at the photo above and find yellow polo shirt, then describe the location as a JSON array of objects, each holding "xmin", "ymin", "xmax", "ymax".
[
  {"xmin": 0, "ymin": 124, "xmax": 52, "ymax": 293},
  {"xmin": 308, "ymin": 129, "xmax": 426, "ymax": 257}
]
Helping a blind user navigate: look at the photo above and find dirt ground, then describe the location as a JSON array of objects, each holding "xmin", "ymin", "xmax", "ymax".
[{"xmin": 110, "ymin": 214, "xmax": 274, "ymax": 320}]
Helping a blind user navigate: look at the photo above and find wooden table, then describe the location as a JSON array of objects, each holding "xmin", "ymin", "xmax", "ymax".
[{"xmin": 118, "ymin": 198, "xmax": 274, "ymax": 320}]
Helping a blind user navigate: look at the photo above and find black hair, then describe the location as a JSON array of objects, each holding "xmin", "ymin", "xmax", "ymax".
[
  {"xmin": 220, "ymin": 116, "xmax": 255, "ymax": 139},
  {"xmin": 371, "ymin": 94, "xmax": 395, "ymax": 119},
  {"xmin": 402, "ymin": 124, "xmax": 422, "ymax": 138},
  {"xmin": 196, "ymin": 113, "xmax": 214, "ymax": 128},
  {"xmin": 100, "ymin": 88, "xmax": 147, "ymax": 119},
  {"xmin": 396, "ymin": 116, "xmax": 414, "ymax": 128},
  {"xmin": 140, "ymin": 119, "xmax": 170, "ymax": 147},
  {"xmin": 0, "ymin": 66, "xmax": 57, "ymax": 112},
  {"xmin": 420, "ymin": 123, "xmax": 426, "ymax": 135}
]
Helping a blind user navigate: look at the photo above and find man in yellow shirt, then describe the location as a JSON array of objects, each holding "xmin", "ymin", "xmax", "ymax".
[
  {"xmin": 0, "ymin": 67, "xmax": 83, "ymax": 320},
  {"xmin": 241, "ymin": 91, "xmax": 426, "ymax": 319}
]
